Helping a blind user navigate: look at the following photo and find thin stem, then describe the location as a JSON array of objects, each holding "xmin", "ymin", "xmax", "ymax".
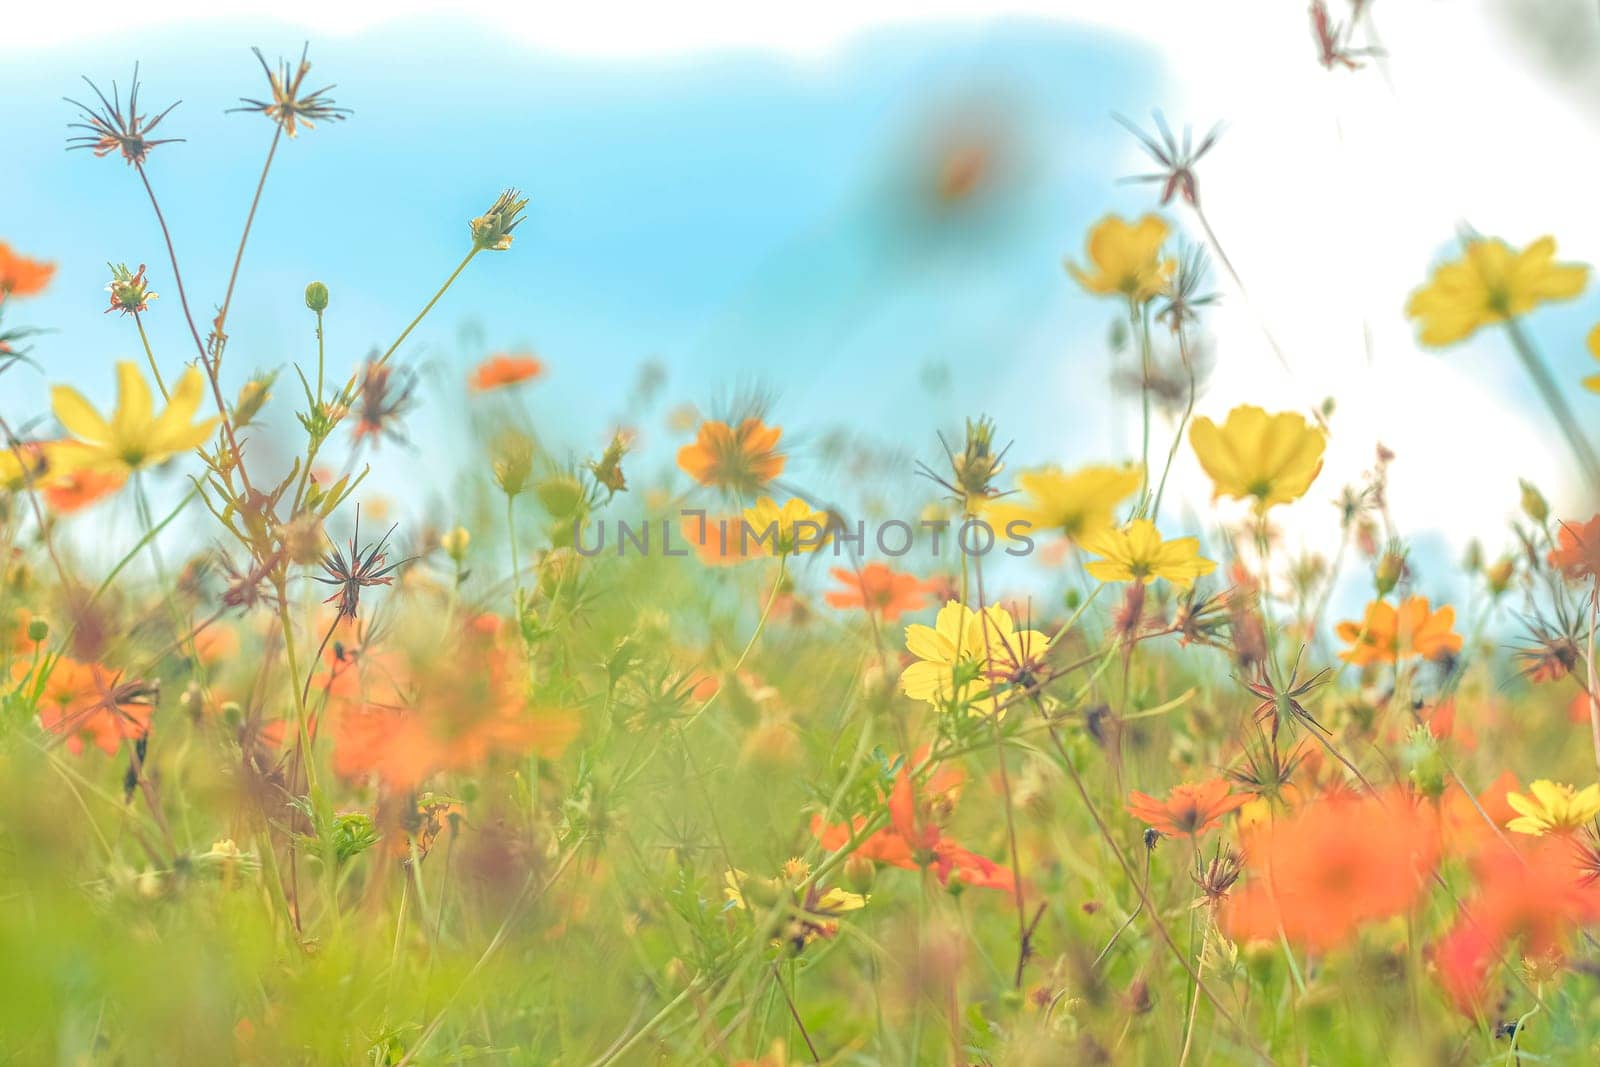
[
  {"xmin": 1151, "ymin": 320, "xmax": 1197, "ymax": 523},
  {"xmin": 378, "ymin": 248, "xmax": 479, "ymax": 368},
  {"xmin": 132, "ymin": 312, "xmax": 169, "ymax": 401},
  {"xmin": 1503, "ymin": 316, "xmax": 1600, "ymax": 496},
  {"xmin": 1588, "ymin": 584, "xmax": 1600, "ymax": 777},
  {"xmin": 135, "ymin": 163, "xmax": 206, "ymax": 361},
  {"xmin": 211, "ymin": 126, "xmax": 283, "ymax": 363}
]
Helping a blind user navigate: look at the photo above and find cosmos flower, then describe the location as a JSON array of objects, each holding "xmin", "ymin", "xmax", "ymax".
[
  {"xmin": 1431, "ymin": 836, "xmax": 1600, "ymax": 1012},
  {"xmin": 983, "ymin": 464, "xmax": 1141, "ymax": 543},
  {"xmin": 469, "ymin": 352, "xmax": 545, "ymax": 392},
  {"xmin": 1224, "ymin": 789, "xmax": 1440, "ymax": 951},
  {"xmin": 20, "ymin": 656, "xmax": 155, "ymax": 756},
  {"xmin": 1505, "ymin": 780, "xmax": 1600, "ymax": 837},
  {"xmin": 1406, "ymin": 235, "xmax": 1588, "ymax": 347},
  {"xmin": 900, "ymin": 600, "xmax": 1047, "ymax": 716},
  {"xmin": 1188, "ymin": 404, "xmax": 1325, "ymax": 513},
  {"xmin": 676, "ymin": 418, "xmax": 785, "ymax": 494},
  {"xmin": 0, "ymin": 242, "xmax": 55, "ymax": 301},
  {"xmin": 1548, "ymin": 515, "xmax": 1600, "ymax": 581},
  {"xmin": 824, "ymin": 563, "xmax": 931, "ymax": 621},
  {"xmin": 1126, "ymin": 779, "xmax": 1255, "ymax": 838},
  {"xmin": 50, "ymin": 362, "xmax": 218, "ymax": 475},
  {"xmin": 812, "ymin": 765, "xmax": 1014, "ymax": 893},
  {"xmin": 1078, "ymin": 519, "xmax": 1216, "ymax": 590},
  {"xmin": 1065, "ymin": 214, "xmax": 1174, "ymax": 304},
  {"xmin": 1335, "ymin": 596, "xmax": 1462, "ymax": 666},
  {"xmin": 740, "ymin": 496, "xmax": 830, "ymax": 556}
]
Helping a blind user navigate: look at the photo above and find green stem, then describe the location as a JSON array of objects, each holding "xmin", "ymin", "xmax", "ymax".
[
  {"xmin": 1503, "ymin": 316, "xmax": 1600, "ymax": 496},
  {"xmin": 1151, "ymin": 321, "xmax": 1197, "ymax": 523},
  {"xmin": 379, "ymin": 248, "xmax": 479, "ymax": 368},
  {"xmin": 132, "ymin": 313, "xmax": 169, "ymax": 401}
]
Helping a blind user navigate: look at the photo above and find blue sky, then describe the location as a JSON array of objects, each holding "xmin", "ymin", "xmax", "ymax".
[{"xmin": 0, "ymin": 17, "xmax": 1164, "ymax": 494}]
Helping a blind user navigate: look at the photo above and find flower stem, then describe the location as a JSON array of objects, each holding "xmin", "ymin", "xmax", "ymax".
[
  {"xmin": 1503, "ymin": 317, "xmax": 1600, "ymax": 496},
  {"xmin": 132, "ymin": 312, "xmax": 169, "ymax": 401},
  {"xmin": 379, "ymin": 248, "xmax": 479, "ymax": 368}
]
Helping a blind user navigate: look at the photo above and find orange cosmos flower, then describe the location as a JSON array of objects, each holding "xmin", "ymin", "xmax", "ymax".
[
  {"xmin": 331, "ymin": 616, "xmax": 578, "ymax": 789},
  {"xmin": 812, "ymin": 760, "xmax": 1011, "ymax": 892},
  {"xmin": 0, "ymin": 242, "xmax": 55, "ymax": 300},
  {"xmin": 1126, "ymin": 778, "xmax": 1254, "ymax": 838},
  {"xmin": 1431, "ymin": 836, "xmax": 1600, "ymax": 1012},
  {"xmin": 1224, "ymin": 789, "xmax": 1440, "ymax": 951},
  {"xmin": 469, "ymin": 352, "xmax": 545, "ymax": 392},
  {"xmin": 824, "ymin": 563, "xmax": 931, "ymax": 621},
  {"xmin": 1336, "ymin": 596, "xmax": 1463, "ymax": 666},
  {"xmin": 676, "ymin": 418, "xmax": 785, "ymax": 495},
  {"xmin": 1549, "ymin": 515, "xmax": 1600, "ymax": 581},
  {"xmin": 21, "ymin": 656, "xmax": 154, "ymax": 756},
  {"xmin": 40, "ymin": 440, "xmax": 128, "ymax": 513}
]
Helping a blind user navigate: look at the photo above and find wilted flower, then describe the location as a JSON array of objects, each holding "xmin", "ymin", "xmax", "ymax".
[
  {"xmin": 232, "ymin": 45, "xmax": 350, "ymax": 137},
  {"xmin": 1115, "ymin": 110, "xmax": 1222, "ymax": 208},
  {"xmin": 470, "ymin": 189, "xmax": 529, "ymax": 251},
  {"xmin": 65, "ymin": 67, "xmax": 183, "ymax": 165}
]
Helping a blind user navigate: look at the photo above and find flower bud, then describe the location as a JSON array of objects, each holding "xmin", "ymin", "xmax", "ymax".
[
  {"xmin": 1374, "ymin": 550, "xmax": 1406, "ymax": 597},
  {"xmin": 26, "ymin": 618, "xmax": 48, "ymax": 643},
  {"xmin": 1519, "ymin": 479, "xmax": 1549, "ymax": 524},
  {"xmin": 304, "ymin": 281, "xmax": 330, "ymax": 312},
  {"xmin": 1486, "ymin": 557, "xmax": 1516, "ymax": 596},
  {"xmin": 843, "ymin": 853, "xmax": 877, "ymax": 895},
  {"xmin": 470, "ymin": 188, "xmax": 529, "ymax": 251},
  {"xmin": 441, "ymin": 526, "xmax": 471, "ymax": 562}
]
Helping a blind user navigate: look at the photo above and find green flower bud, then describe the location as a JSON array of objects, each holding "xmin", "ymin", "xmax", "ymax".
[
  {"xmin": 304, "ymin": 281, "xmax": 330, "ymax": 312},
  {"xmin": 26, "ymin": 618, "xmax": 49, "ymax": 643}
]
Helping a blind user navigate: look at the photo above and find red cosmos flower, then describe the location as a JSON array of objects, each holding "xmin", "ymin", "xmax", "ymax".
[
  {"xmin": 824, "ymin": 563, "xmax": 932, "ymax": 622},
  {"xmin": 469, "ymin": 352, "xmax": 545, "ymax": 392},
  {"xmin": 1549, "ymin": 516, "xmax": 1600, "ymax": 581},
  {"xmin": 812, "ymin": 762, "xmax": 1013, "ymax": 893},
  {"xmin": 1126, "ymin": 778, "xmax": 1254, "ymax": 838},
  {"xmin": 1431, "ymin": 836, "xmax": 1600, "ymax": 1012}
]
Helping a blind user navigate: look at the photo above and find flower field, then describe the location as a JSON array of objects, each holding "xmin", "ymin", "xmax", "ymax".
[{"xmin": 6, "ymin": 10, "xmax": 1600, "ymax": 1065}]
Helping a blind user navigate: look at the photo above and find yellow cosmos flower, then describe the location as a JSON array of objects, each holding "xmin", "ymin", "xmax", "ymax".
[
  {"xmin": 1406, "ymin": 235, "xmax": 1589, "ymax": 347},
  {"xmin": 901, "ymin": 600, "xmax": 1048, "ymax": 716},
  {"xmin": 51, "ymin": 361, "xmax": 218, "ymax": 475},
  {"xmin": 1188, "ymin": 404, "xmax": 1326, "ymax": 513},
  {"xmin": 985, "ymin": 464, "xmax": 1141, "ymax": 542},
  {"xmin": 1066, "ymin": 213, "xmax": 1175, "ymax": 304},
  {"xmin": 1505, "ymin": 779, "xmax": 1600, "ymax": 837},
  {"xmin": 1079, "ymin": 519, "xmax": 1215, "ymax": 590},
  {"xmin": 1583, "ymin": 324, "xmax": 1600, "ymax": 394},
  {"xmin": 740, "ymin": 496, "xmax": 830, "ymax": 556}
]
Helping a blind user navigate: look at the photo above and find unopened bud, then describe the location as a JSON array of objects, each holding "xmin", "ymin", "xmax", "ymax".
[{"xmin": 304, "ymin": 281, "xmax": 330, "ymax": 312}]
